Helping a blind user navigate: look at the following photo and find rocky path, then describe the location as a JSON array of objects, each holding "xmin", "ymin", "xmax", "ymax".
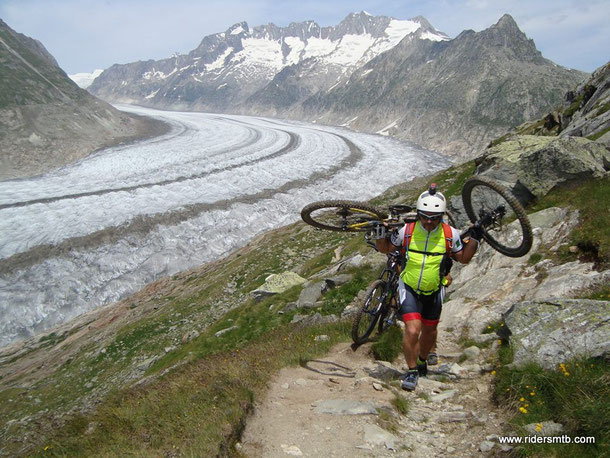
[{"xmin": 239, "ymin": 328, "xmax": 511, "ymax": 457}]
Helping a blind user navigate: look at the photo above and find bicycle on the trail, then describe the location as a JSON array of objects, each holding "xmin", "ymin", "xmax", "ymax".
[{"xmin": 300, "ymin": 176, "xmax": 533, "ymax": 344}]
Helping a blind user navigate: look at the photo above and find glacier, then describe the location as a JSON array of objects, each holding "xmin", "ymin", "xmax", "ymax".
[{"xmin": 0, "ymin": 105, "xmax": 451, "ymax": 348}]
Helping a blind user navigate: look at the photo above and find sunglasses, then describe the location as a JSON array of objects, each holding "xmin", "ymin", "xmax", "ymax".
[{"xmin": 418, "ymin": 211, "xmax": 443, "ymax": 221}]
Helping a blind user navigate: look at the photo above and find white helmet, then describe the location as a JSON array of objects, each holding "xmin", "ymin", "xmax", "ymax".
[{"xmin": 416, "ymin": 184, "xmax": 446, "ymax": 213}]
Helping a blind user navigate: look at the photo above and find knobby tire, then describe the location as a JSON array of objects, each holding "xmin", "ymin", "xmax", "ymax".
[
  {"xmin": 352, "ymin": 279, "xmax": 387, "ymax": 344},
  {"xmin": 462, "ymin": 176, "xmax": 533, "ymax": 257},
  {"xmin": 301, "ymin": 200, "xmax": 387, "ymax": 232}
]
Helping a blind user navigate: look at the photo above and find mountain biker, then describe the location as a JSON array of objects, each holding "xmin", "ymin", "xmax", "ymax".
[{"xmin": 375, "ymin": 185, "xmax": 482, "ymax": 391}]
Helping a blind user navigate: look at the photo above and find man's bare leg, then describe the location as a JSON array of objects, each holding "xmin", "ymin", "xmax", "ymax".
[
  {"xmin": 419, "ymin": 324, "xmax": 437, "ymax": 360},
  {"xmin": 403, "ymin": 320, "xmax": 422, "ymax": 368}
]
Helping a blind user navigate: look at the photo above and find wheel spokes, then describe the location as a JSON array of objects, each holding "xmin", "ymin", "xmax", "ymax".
[{"xmin": 470, "ymin": 186, "xmax": 524, "ymax": 250}]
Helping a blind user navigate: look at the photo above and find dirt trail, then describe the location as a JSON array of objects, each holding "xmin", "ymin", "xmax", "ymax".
[{"xmin": 239, "ymin": 329, "xmax": 510, "ymax": 457}]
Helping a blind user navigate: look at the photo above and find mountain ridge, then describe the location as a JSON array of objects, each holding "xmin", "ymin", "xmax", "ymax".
[
  {"xmin": 291, "ymin": 14, "xmax": 586, "ymax": 159},
  {"xmin": 88, "ymin": 13, "xmax": 448, "ymax": 112},
  {"xmin": 88, "ymin": 13, "xmax": 585, "ymax": 159},
  {"xmin": 0, "ymin": 20, "xmax": 167, "ymax": 180}
]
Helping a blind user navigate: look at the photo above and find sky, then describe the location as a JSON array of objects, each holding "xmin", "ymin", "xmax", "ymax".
[{"xmin": 1, "ymin": 0, "xmax": 608, "ymax": 74}]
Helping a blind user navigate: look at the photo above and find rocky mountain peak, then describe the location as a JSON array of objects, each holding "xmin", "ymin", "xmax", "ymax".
[
  {"xmin": 409, "ymin": 15, "xmax": 435, "ymax": 32},
  {"xmin": 467, "ymin": 13, "xmax": 542, "ymax": 62},
  {"xmin": 494, "ymin": 13, "xmax": 520, "ymax": 31},
  {"xmin": 331, "ymin": 11, "xmax": 393, "ymax": 39}
]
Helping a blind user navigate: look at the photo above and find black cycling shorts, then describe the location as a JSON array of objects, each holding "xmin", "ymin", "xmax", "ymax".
[{"xmin": 397, "ymin": 279, "xmax": 444, "ymax": 326}]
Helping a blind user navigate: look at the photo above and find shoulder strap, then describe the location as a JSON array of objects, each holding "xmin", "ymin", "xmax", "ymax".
[
  {"xmin": 441, "ymin": 222, "xmax": 453, "ymax": 253},
  {"xmin": 401, "ymin": 222, "xmax": 416, "ymax": 257}
]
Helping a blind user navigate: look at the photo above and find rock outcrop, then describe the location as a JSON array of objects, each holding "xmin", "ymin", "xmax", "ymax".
[
  {"xmin": 474, "ymin": 135, "xmax": 610, "ymax": 204},
  {"xmin": 252, "ymin": 271, "xmax": 306, "ymax": 301},
  {"xmin": 492, "ymin": 60, "xmax": 610, "ymax": 151},
  {"xmin": 559, "ymin": 61, "xmax": 610, "ymax": 146},
  {"xmin": 502, "ymin": 298, "xmax": 610, "ymax": 369}
]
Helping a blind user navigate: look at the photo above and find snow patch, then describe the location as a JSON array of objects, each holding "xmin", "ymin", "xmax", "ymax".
[
  {"xmin": 69, "ymin": 69, "xmax": 103, "ymax": 88},
  {"xmin": 326, "ymin": 80, "xmax": 341, "ymax": 92},
  {"xmin": 377, "ymin": 120, "xmax": 399, "ymax": 136},
  {"xmin": 330, "ymin": 33, "xmax": 375, "ymax": 66},
  {"xmin": 145, "ymin": 89, "xmax": 159, "ymax": 99},
  {"xmin": 303, "ymin": 37, "xmax": 336, "ymax": 59},
  {"xmin": 143, "ymin": 68, "xmax": 170, "ymax": 80},
  {"xmin": 284, "ymin": 36, "xmax": 305, "ymax": 65},
  {"xmin": 385, "ymin": 19, "xmax": 420, "ymax": 42},
  {"xmin": 234, "ymin": 37, "xmax": 284, "ymax": 72},
  {"xmin": 340, "ymin": 116, "xmax": 359, "ymax": 126},
  {"xmin": 231, "ymin": 25, "xmax": 244, "ymax": 35},
  {"xmin": 420, "ymin": 31, "xmax": 449, "ymax": 42},
  {"xmin": 206, "ymin": 48, "xmax": 233, "ymax": 72}
]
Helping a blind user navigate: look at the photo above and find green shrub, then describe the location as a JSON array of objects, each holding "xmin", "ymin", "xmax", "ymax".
[
  {"xmin": 391, "ymin": 393, "xmax": 410, "ymax": 415},
  {"xmin": 527, "ymin": 253, "xmax": 543, "ymax": 265},
  {"xmin": 531, "ymin": 177, "xmax": 610, "ymax": 269},
  {"xmin": 494, "ymin": 354, "xmax": 609, "ymax": 456},
  {"xmin": 371, "ymin": 325, "xmax": 403, "ymax": 361}
]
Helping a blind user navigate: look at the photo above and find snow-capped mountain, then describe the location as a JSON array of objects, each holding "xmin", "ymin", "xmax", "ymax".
[
  {"xmin": 89, "ymin": 12, "xmax": 448, "ymax": 111},
  {"xmin": 89, "ymin": 12, "xmax": 586, "ymax": 158}
]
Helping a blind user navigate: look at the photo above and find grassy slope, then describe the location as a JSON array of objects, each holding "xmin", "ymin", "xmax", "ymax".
[{"xmin": 1, "ymin": 159, "xmax": 607, "ymax": 456}]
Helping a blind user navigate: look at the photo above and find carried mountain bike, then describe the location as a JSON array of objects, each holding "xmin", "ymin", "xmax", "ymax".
[
  {"xmin": 351, "ymin": 247, "xmax": 403, "ymax": 344},
  {"xmin": 301, "ymin": 176, "xmax": 533, "ymax": 344}
]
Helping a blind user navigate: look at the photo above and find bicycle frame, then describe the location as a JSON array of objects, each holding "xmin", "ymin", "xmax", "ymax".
[{"xmin": 376, "ymin": 250, "xmax": 402, "ymax": 331}]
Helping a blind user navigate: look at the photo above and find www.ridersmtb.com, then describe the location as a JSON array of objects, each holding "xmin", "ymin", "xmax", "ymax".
[{"xmin": 498, "ymin": 435, "xmax": 596, "ymax": 445}]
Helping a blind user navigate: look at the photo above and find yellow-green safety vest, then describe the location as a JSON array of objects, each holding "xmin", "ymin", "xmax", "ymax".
[{"xmin": 400, "ymin": 221, "xmax": 451, "ymax": 294}]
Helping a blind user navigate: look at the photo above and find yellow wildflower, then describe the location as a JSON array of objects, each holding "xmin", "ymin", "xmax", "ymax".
[
  {"xmin": 491, "ymin": 370, "xmax": 496, "ymax": 375},
  {"xmin": 519, "ymin": 407, "xmax": 528, "ymax": 414},
  {"xmin": 530, "ymin": 392, "xmax": 535, "ymax": 396},
  {"xmin": 520, "ymin": 397, "xmax": 525, "ymax": 402},
  {"xmin": 536, "ymin": 423, "xmax": 543, "ymax": 432}
]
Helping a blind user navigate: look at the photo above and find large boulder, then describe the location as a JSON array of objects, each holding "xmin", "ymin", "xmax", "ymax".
[
  {"xmin": 252, "ymin": 271, "xmax": 306, "ymax": 301},
  {"xmin": 502, "ymin": 299, "xmax": 610, "ymax": 369},
  {"xmin": 475, "ymin": 135, "xmax": 610, "ymax": 204}
]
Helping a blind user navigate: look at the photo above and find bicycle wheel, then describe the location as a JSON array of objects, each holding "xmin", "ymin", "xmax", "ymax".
[
  {"xmin": 352, "ymin": 280, "xmax": 387, "ymax": 344},
  {"xmin": 445, "ymin": 209, "xmax": 458, "ymax": 228},
  {"xmin": 378, "ymin": 303, "xmax": 398, "ymax": 335},
  {"xmin": 462, "ymin": 176, "xmax": 533, "ymax": 257},
  {"xmin": 301, "ymin": 200, "xmax": 387, "ymax": 232}
]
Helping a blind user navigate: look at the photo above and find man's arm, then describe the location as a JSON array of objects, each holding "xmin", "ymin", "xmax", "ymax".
[
  {"xmin": 452, "ymin": 225, "xmax": 483, "ymax": 264},
  {"xmin": 453, "ymin": 238, "xmax": 477, "ymax": 264},
  {"xmin": 375, "ymin": 236, "xmax": 397, "ymax": 254}
]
